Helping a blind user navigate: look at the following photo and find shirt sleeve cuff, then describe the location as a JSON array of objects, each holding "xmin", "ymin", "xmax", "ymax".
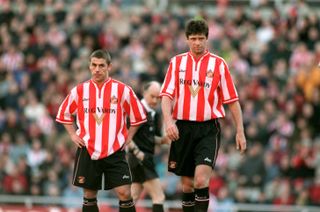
[
  {"xmin": 223, "ymin": 97, "xmax": 239, "ymax": 104},
  {"xmin": 159, "ymin": 93, "xmax": 174, "ymax": 100},
  {"xmin": 56, "ymin": 118, "xmax": 74, "ymax": 124},
  {"xmin": 130, "ymin": 118, "xmax": 147, "ymax": 126}
]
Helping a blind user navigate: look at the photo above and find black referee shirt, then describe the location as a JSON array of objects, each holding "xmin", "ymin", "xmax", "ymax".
[{"xmin": 132, "ymin": 108, "xmax": 161, "ymax": 155}]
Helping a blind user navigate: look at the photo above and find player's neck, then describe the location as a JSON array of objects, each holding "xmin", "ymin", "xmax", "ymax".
[
  {"xmin": 92, "ymin": 77, "xmax": 110, "ymax": 88},
  {"xmin": 190, "ymin": 50, "xmax": 207, "ymax": 60}
]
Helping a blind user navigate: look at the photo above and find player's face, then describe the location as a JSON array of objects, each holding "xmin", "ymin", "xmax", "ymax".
[
  {"xmin": 144, "ymin": 85, "xmax": 160, "ymax": 110},
  {"xmin": 187, "ymin": 34, "xmax": 207, "ymax": 57},
  {"xmin": 89, "ymin": 57, "xmax": 111, "ymax": 84}
]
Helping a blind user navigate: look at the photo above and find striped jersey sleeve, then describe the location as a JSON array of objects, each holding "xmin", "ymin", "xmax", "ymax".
[
  {"xmin": 219, "ymin": 59, "xmax": 239, "ymax": 104},
  {"xmin": 55, "ymin": 79, "xmax": 147, "ymax": 159},
  {"xmin": 123, "ymin": 86, "xmax": 147, "ymax": 126},
  {"xmin": 160, "ymin": 57, "xmax": 177, "ymax": 99},
  {"xmin": 56, "ymin": 86, "xmax": 78, "ymax": 124},
  {"xmin": 159, "ymin": 51, "xmax": 239, "ymax": 121}
]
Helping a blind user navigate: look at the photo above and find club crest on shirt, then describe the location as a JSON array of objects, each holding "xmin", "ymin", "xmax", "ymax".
[
  {"xmin": 78, "ymin": 176, "xmax": 85, "ymax": 184},
  {"xmin": 93, "ymin": 113, "xmax": 105, "ymax": 125},
  {"xmin": 169, "ymin": 161, "xmax": 177, "ymax": 169},
  {"xmin": 110, "ymin": 95, "xmax": 118, "ymax": 104},
  {"xmin": 206, "ymin": 69, "xmax": 214, "ymax": 78},
  {"xmin": 188, "ymin": 85, "xmax": 201, "ymax": 97}
]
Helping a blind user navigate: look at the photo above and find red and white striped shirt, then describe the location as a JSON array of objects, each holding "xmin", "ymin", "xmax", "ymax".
[
  {"xmin": 160, "ymin": 51, "xmax": 239, "ymax": 121},
  {"xmin": 56, "ymin": 78, "xmax": 147, "ymax": 159}
]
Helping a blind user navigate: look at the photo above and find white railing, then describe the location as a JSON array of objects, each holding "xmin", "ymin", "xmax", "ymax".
[{"xmin": 1, "ymin": 195, "xmax": 320, "ymax": 212}]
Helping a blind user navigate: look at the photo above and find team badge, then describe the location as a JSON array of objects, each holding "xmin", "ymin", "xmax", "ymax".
[
  {"xmin": 93, "ymin": 113, "xmax": 105, "ymax": 125},
  {"xmin": 169, "ymin": 161, "xmax": 177, "ymax": 169},
  {"xmin": 110, "ymin": 95, "xmax": 118, "ymax": 104},
  {"xmin": 188, "ymin": 85, "xmax": 201, "ymax": 98},
  {"xmin": 206, "ymin": 69, "xmax": 214, "ymax": 78},
  {"xmin": 78, "ymin": 176, "xmax": 85, "ymax": 184}
]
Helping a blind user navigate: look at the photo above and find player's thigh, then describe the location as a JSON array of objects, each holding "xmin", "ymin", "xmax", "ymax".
[
  {"xmin": 194, "ymin": 121, "xmax": 221, "ymax": 168},
  {"xmin": 102, "ymin": 150, "xmax": 132, "ymax": 190},
  {"xmin": 73, "ymin": 148, "xmax": 102, "ymax": 190}
]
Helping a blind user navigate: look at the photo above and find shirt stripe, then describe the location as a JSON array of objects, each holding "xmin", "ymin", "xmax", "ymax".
[
  {"xmin": 160, "ymin": 51, "xmax": 239, "ymax": 121},
  {"xmin": 56, "ymin": 79, "xmax": 147, "ymax": 159}
]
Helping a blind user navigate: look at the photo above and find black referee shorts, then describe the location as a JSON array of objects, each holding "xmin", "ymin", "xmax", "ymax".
[
  {"xmin": 168, "ymin": 119, "xmax": 221, "ymax": 177},
  {"xmin": 72, "ymin": 147, "xmax": 132, "ymax": 190},
  {"xmin": 127, "ymin": 152, "xmax": 159, "ymax": 183}
]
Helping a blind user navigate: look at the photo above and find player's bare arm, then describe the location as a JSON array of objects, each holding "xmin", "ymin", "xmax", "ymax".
[
  {"xmin": 123, "ymin": 125, "xmax": 140, "ymax": 150},
  {"xmin": 228, "ymin": 101, "xmax": 247, "ymax": 154},
  {"xmin": 63, "ymin": 124, "xmax": 85, "ymax": 148},
  {"xmin": 161, "ymin": 96, "xmax": 179, "ymax": 141},
  {"xmin": 155, "ymin": 135, "xmax": 171, "ymax": 145},
  {"xmin": 127, "ymin": 140, "xmax": 145, "ymax": 161}
]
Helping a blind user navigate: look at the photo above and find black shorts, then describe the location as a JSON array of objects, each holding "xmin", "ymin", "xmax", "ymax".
[
  {"xmin": 168, "ymin": 119, "xmax": 221, "ymax": 177},
  {"xmin": 72, "ymin": 148, "xmax": 132, "ymax": 190},
  {"xmin": 127, "ymin": 152, "xmax": 158, "ymax": 183}
]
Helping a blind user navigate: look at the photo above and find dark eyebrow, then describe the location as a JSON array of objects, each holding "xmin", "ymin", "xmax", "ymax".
[{"xmin": 91, "ymin": 62, "xmax": 106, "ymax": 66}]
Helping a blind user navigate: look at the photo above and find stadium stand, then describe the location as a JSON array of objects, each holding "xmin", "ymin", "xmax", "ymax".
[{"xmin": 0, "ymin": 0, "xmax": 320, "ymax": 211}]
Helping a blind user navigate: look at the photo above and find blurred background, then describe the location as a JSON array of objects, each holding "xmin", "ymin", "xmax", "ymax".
[{"xmin": 0, "ymin": 0, "xmax": 320, "ymax": 211}]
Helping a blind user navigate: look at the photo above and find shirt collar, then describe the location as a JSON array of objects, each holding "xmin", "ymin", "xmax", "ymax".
[
  {"xmin": 141, "ymin": 99, "xmax": 156, "ymax": 118},
  {"xmin": 188, "ymin": 50, "xmax": 209, "ymax": 61}
]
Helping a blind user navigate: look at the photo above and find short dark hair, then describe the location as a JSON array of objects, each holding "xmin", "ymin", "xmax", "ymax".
[
  {"xmin": 185, "ymin": 18, "xmax": 209, "ymax": 38},
  {"xmin": 90, "ymin": 49, "xmax": 112, "ymax": 65}
]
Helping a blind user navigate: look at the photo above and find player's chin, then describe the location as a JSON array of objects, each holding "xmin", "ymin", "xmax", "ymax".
[
  {"xmin": 150, "ymin": 104, "xmax": 157, "ymax": 110},
  {"xmin": 194, "ymin": 49, "xmax": 204, "ymax": 54},
  {"xmin": 94, "ymin": 76, "xmax": 104, "ymax": 82}
]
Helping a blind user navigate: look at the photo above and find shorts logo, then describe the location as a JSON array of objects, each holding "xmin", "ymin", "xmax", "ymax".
[
  {"xmin": 169, "ymin": 161, "xmax": 177, "ymax": 169},
  {"xmin": 122, "ymin": 175, "xmax": 130, "ymax": 179},
  {"xmin": 78, "ymin": 176, "xmax": 85, "ymax": 184},
  {"xmin": 110, "ymin": 95, "xmax": 118, "ymax": 104},
  {"xmin": 206, "ymin": 70, "xmax": 214, "ymax": 78},
  {"xmin": 204, "ymin": 157, "xmax": 212, "ymax": 163},
  {"xmin": 189, "ymin": 85, "xmax": 201, "ymax": 98}
]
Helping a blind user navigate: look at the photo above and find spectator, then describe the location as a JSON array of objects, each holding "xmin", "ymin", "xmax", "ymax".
[{"xmin": 0, "ymin": 1, "xmax": 320, "ymax": 209}]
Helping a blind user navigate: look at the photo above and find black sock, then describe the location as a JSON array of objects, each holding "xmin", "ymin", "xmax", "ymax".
[
  {"xmin": 83, "ymin": 197, "xmax": 99, "ymax": 212},
  {"xmin": 182, "ymin": 192, "xmax": 195, "ymax": 212},
  {"xmin": 152, "ymin": 204, "xmax": 164, "ymax": 212},
  {"xmin": 119, "ymin": 199, "xmax": 136, "ymax": 212},
  {"xmin": 195, "ymin": 187, "xmax": 209, "ymax": 212}
]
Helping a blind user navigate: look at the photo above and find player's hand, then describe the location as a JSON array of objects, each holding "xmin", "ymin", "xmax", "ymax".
[
  {"xmin": 135, "ymin": 150, "xmax": 145, "ymax": 161},
  {"xmin": 121, "ymin": 139, "xmax": 131, "ymax": 151},
  {"xmin": 236, "ymin": 131, "xmax": 246, "ymax": 154},
  {"xmin": 165, "ymin": 119, "xmax": 179, "ymax": 141},
  {"xmin": 161, "ymin": 136, "xmax": 171, "ymax": 145},
  {"xmin": 70, "ymin": 133, "xmax": 85, "ymax": 148}
]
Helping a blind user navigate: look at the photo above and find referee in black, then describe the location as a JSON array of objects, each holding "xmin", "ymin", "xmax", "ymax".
[{"xmin": 127, "ymin": 81, "xmax": 170, "ymax": 212}]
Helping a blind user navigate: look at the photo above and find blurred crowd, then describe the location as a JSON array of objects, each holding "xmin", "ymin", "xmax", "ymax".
[{"xmin": 0, "ymin": 0, "xmax": 320, "ymax": 209}]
